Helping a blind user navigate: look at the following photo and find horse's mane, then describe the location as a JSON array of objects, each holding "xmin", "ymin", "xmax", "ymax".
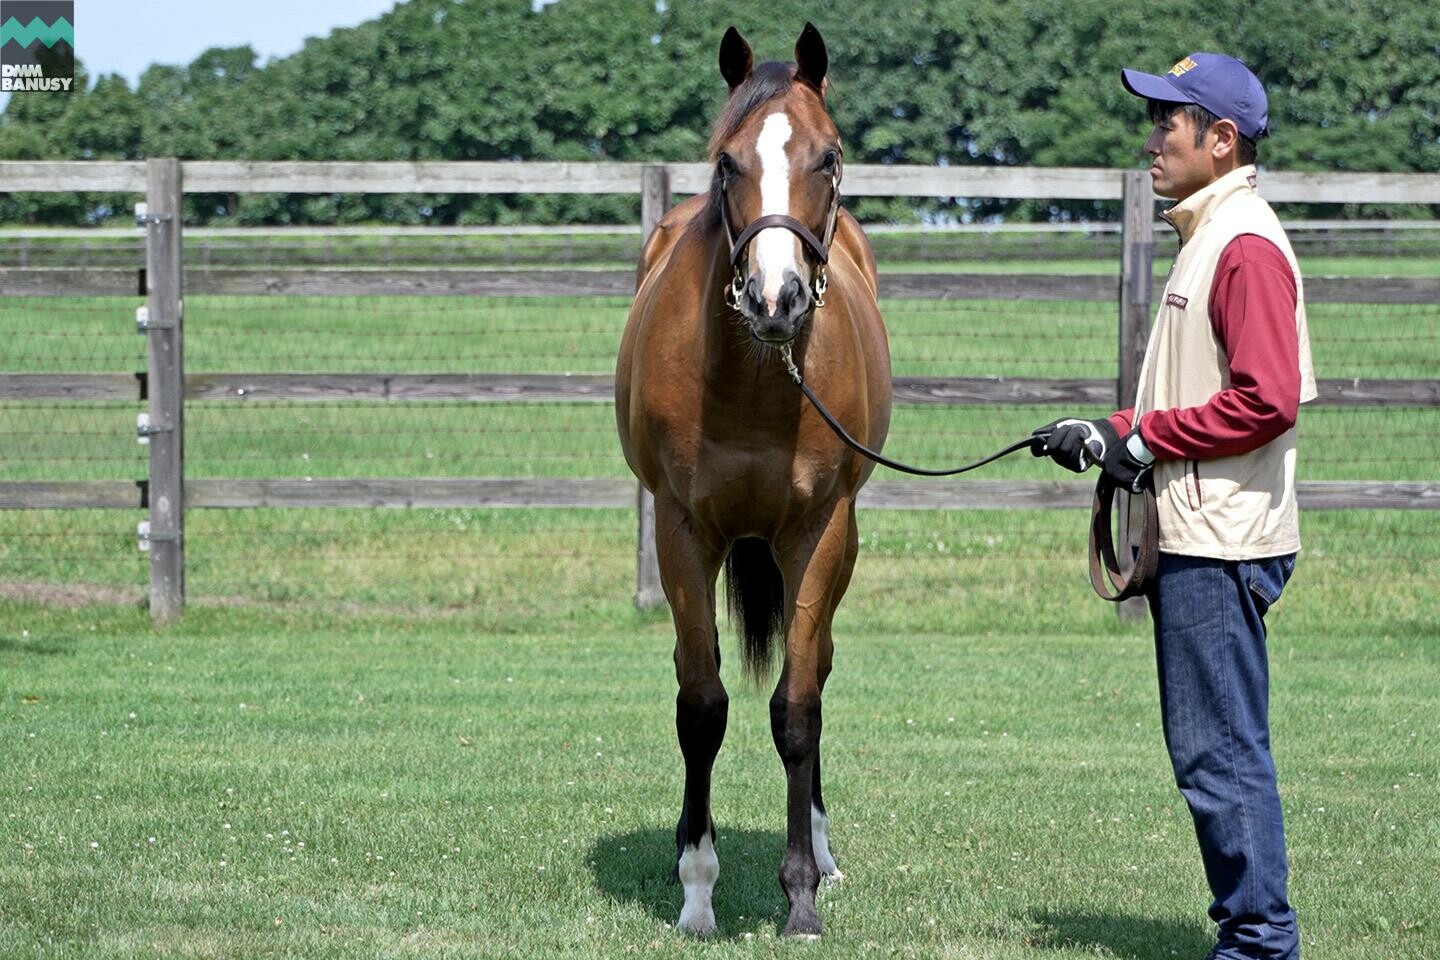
[{"xmin": 691, "ymin": 62, "xmax": 825, "ymax": 240}]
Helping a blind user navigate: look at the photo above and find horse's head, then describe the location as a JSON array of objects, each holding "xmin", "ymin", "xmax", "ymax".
[{"xmin": 711, "ymin": 23, "xmax": 841, "ymax": 344}]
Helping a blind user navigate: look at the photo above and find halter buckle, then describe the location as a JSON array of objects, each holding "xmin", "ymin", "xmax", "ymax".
[
  {"xmin": 723, "ymin": 267, "xmax": 745, "ymax": 311},
  {"xmin": 780, "ymin": 343, "xmax": 802, "ymax": 385},
  {"xmin": 811, "ymin": 266, "xmax": 828, "ymax": 308}
]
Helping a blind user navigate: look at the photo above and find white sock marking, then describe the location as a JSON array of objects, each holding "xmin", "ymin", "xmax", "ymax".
[
  {"xmin": 677, "ymin": 833, "xmax": 719, "ymax": 935},
  {"xmin": 811, "ymin": 804, "xmax": 842, "ymax": 880},
  {"xmin": 754, "ymin": 111, "xmax": 796, "ymax": 311}
]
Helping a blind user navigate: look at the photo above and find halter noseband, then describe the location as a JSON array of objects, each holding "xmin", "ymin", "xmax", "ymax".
[{"xmin": 719, "ymin": 151, "xmax": 842, "ymax": 311}]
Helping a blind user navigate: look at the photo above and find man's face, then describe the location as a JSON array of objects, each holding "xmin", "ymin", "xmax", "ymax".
[{"xmin": 1143, "ymin": 109, "xmax": 1215, "ymax": 201}]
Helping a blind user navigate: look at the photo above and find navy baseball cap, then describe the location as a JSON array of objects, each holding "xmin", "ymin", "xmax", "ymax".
[{"xmin": 1122, "ymin": 53, "xmax": 1269, "ymax": 140}]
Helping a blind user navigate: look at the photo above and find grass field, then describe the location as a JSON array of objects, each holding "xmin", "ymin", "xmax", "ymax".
[
  {"xmin": 2, "ymin": 569, "xmax": 1436, "ymax": 959},
  {"xmin": 2, "ymin": 242, "xmax": 1438, "ymax": 957}
]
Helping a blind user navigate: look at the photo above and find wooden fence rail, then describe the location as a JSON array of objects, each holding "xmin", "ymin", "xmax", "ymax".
[
  {"xmin": 3, "ymin": 373, "xmax": 1437, "ymax": 407},
  {"xmin": 2, "ymin": 159, "xmax": 1438, "ymax": 621},
  {"xmin": 5, "ymin": 480, "xmax": 1437, "ymax": 513},
  {"xmin": 7, "ymin": 160, "xmax": 1440, "ymax": 203},
  {"xmin": 7, "ymin": 267, "xmax": 1440, "ymax": 304}
]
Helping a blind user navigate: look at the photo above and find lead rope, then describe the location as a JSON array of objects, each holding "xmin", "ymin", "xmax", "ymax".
[
  {"xmin": 778, "ymin": 344, "xmax": 1037, "ymax": 476},
  {"xmin": 778, "ymin": 342, "xmax": 1158, "ymax": 599}
]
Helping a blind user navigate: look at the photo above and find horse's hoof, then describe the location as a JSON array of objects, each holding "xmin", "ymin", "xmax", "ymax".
[
  {"xmin": 677, "ymin": 907, "xmax": 716, "ymax": 937},
  {"xmin": 821, "ymin": 868, "xmax": 845, "ymax": 884},
  {"xmin": 781, "ymin": 911, "xmax": 823, "ymax": 938}
]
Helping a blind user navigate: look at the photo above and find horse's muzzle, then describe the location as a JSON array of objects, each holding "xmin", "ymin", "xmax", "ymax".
[{"xmin": 741, "ymin": 271, "xmax": 813, "ymax": 343}]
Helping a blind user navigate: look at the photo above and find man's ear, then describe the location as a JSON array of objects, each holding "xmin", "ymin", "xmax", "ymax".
[{"xmin": 1210, "ymin": 118, "xmax": 1240, "ymax": 161}]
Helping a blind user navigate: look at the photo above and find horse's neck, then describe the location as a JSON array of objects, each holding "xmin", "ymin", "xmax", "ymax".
[{"xmin": 694, "ymin": 228, "xmax": 748, "ymax": 368}]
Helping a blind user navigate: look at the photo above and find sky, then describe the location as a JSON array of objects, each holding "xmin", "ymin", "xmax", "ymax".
[
  {"xmin": 1, "ymin": 0, "xmax": 402, "ymax": 107},
  {"xmin": 88, "ymin": 0, "xmax": 402, "ymax": 83}
]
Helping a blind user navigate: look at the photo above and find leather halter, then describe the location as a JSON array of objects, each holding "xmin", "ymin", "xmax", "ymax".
[{"xmin": 718, "ymin": 150, "xmax": 843, "ymax": 308}]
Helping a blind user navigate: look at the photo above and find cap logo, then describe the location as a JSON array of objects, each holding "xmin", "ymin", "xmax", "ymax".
[
  {"xmin": 1166, "ymin": 293, "xmax": 1189, "ymax": 309},
  {"xmin": 1168, "ymin": 57, "xmax": 1198, "ymax": 77}
]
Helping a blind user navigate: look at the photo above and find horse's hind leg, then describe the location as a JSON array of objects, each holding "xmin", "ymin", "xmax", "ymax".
[
  {"xmin": 771, "ymin": 499, "xmax": 855, "ymax": 937},
  {"xmin": 655, "ymin": 496, "xmax": 727, "ymax": 936}
]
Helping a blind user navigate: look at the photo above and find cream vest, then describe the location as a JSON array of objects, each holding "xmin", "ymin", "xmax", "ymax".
[{"xmin": 1133, "ymin": 165, "xmax": 1317, "ymax": 560}]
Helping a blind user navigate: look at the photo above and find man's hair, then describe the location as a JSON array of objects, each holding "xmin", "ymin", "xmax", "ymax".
[{"xmin": 1147, "ymin": 100, "xmax": 1259, "ymax": 166}]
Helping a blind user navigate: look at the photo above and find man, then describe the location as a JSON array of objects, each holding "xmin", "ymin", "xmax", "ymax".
[{"xmin": 1033, "ymin": 53, "xmax": 1315, "ymax": 960}]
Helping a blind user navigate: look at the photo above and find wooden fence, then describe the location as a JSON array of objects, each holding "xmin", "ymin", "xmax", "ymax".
[{"xmin": 2, "ymin": 159, "xmax": 1439, "ymax": 621}]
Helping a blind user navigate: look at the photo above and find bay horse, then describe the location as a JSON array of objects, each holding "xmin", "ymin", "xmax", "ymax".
[{"xmin": 615, "ymin": 23, "xmax": 891, "ymax": 937}]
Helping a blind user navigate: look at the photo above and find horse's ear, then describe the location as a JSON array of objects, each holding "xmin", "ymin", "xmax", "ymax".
[
  {"xmin": 794, "ymin": 21, "xmax": 828, "ymax": 93},
  {"xmin": 719, "ymin": 26, "xmax": 753, "ymax": 91}
]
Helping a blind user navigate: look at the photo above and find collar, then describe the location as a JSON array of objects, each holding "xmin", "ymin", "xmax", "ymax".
[{"xmin": 1158, "ymin": 165, "xmax": 1259, "ymax": 245}]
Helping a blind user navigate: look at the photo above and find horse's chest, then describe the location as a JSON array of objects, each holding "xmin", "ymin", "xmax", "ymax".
[{"xmin": 677, "ymin": 435, "xmax": 837, "ymax": 531}]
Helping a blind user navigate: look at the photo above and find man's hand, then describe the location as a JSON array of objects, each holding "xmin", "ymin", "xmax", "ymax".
[
  {"xmin": 1101, "ymin": 430, "xmax": 1157, "ymax": 493},
  {"xmin": 1031, "ymin": 417, "xmax": 1119, "ymax": 473}
]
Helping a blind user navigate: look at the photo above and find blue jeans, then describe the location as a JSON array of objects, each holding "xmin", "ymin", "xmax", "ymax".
[{"xmin": 1148, "ymin": 552, "xmax": 1300, "ymax": 960}]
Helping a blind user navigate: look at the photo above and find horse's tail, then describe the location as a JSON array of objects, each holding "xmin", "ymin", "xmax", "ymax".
[{"xmin": 724, "ymin": 537, "xmax": 785, "ymax": 684}]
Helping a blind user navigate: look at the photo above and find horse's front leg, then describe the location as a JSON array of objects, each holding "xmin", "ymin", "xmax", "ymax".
[
  {"xmin": 771, "ymin": 498, "xmax": 854, "ymax": 937},
  {"xmin": 811, "ymin": 501, "xmax": 858, "ymax": 883},
  {"xmin": 654, "ymin": 494, "xmax": 727, "ymax": 936}
]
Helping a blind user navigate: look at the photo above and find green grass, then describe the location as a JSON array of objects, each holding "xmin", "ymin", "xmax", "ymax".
[
  {"xmin": 1, "ymin": 570, "xmax": 1436, "ymax": 959},
  {"xmin": 1, "ymin": 255, "xmax": 1437, "ymax": 956}
]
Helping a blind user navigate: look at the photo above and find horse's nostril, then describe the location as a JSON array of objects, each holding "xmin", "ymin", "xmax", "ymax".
[
  {"xmin": 780, "ymin": 275, "xmax": 811, "ymax": 321},
  {"xmin": 740, "ymin": 276, "xmax": 764, "ymax": 315}
]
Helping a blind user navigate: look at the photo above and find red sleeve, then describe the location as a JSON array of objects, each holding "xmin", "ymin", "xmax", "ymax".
[{"xmin": 1137, "ymin": 234, "xmax": 1301, "ymax": 461}]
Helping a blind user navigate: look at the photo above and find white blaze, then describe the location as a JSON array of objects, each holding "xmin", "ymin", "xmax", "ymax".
[
  {"xmin": 676, "ymin": 834, "xmax": 719, "ymax": 935},
  {"xmin": 754, "ymin": 111, "xmax": 797, "ymax": 311}
]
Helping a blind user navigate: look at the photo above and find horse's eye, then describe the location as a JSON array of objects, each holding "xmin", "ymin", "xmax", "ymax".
[
  {"xmin": 820, "ymin": 150, "xmax": 838, "ymax": 172},
  {"xmin": 718, "ymin": 153, "xmax": 735, "ymax": 178}
]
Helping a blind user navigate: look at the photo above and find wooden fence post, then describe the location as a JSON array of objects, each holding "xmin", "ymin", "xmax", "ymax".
[
  {"xmin": 1119, "ymin": 169, "xmax": 1154, "ymax": 408},
  {"xmin": 634, "ymin": 165, "xmax": 670, "ymax": 611},
  {"xmin": 1117, "ymin": 169, "xmax": 1155, "ymax": 622},
  {"xmin": 143, "ymin": 158, "xmax": 185, "ymax": 623}
]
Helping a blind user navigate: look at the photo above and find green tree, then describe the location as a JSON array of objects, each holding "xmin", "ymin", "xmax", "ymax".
[{"xmin": 2, "ymin": 0, "xmax": 1436, "ymax": 224}]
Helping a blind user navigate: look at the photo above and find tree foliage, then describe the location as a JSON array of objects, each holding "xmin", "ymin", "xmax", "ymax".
[{"xmin": 2, "ymin": 0, "xmax": 1436, "ymax": 223}]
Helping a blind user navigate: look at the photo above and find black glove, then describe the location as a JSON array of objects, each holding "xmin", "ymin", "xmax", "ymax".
[
  {"xmin": 1101, "ymin": 429, "xmax": 1156, "ymax": 493},
  {"xmin": 1031, "ymin": 417, "xmax": 1119, "ymax": 473}
]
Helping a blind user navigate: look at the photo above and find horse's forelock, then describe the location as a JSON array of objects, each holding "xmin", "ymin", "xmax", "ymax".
[{"xmin": 707, "ymin": 61, "xmax": 813, "ymax": 161}]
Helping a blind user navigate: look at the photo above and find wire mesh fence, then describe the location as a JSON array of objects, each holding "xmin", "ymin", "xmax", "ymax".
[
  {"xmin": 7, "ymin": 220, "xmax": 1440, "ymax": 270},
  {"xmin": 177, "ymin": 288, "xmax": 624, "ymax": 615},
  {"xmin": 0, "ymin": 294, "xmax": 147, "ymax": 599},
  {"xmin": 1, "ymin": 211, "xmax": 1437, "ymax": 626}
]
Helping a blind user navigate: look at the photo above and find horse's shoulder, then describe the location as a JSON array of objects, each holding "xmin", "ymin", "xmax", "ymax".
[
  {"xmin": 833, "ymin": 209, "xmax": 879, "ymax": 301},
  {"xmin": 636, "ymin": 194, "xmax": 710, "ymax": 291}
]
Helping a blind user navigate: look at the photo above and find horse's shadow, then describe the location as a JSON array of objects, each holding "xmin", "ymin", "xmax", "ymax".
[
  {"xmin": 589, "ymin": 832, "xmax": 1215, "ymax": 953},
  {"xmin": 589, "ymin": 827, "xmax": 787, "ymax": 937},
  {"xmin": 1024, "ymin": 909, "xmax": 1213, "ymax": 959}
]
